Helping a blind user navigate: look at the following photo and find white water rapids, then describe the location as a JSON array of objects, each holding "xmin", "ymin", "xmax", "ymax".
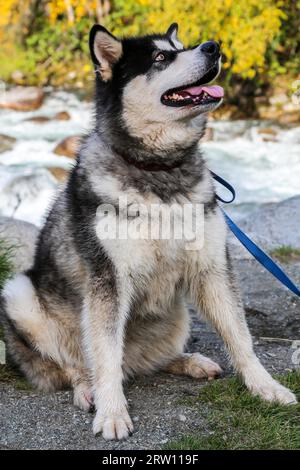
[{"xmin": 0, "ymin": 90, "xmax": 299, "ymax": 226}]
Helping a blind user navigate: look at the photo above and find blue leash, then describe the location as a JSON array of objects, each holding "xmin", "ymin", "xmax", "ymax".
[{"xmin": 211, "ymin": 171, "xmax": 300, "ymax": 298}]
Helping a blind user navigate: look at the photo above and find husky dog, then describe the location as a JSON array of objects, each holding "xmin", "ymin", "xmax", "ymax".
[{"xmin": 1, "ymin": 23, "xmax": 297, "ymax": 441}]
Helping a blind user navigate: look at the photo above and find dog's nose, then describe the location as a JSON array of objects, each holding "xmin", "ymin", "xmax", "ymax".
[{"xmin": 199, "ymin": 41, "xmax": 220, "ymax": 57}]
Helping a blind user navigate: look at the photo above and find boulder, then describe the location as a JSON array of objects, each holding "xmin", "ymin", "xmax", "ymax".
[
  {"xmin": 0, "ymin": 217, "xmax": 39, "ymax": 273},
  {"xmin": 54, "ymin": 136, "xmax": 81, "ymax": 158},
  {"xmin": 0, "ymin": 135, "xmax": 16, "ymax": 154},
  {"xmin": 0, "ymin": 86, "xmax": 44, "ymax": 112},
  {"xmin": 24, "ymin": 116, "xmax": 50, "ymax": 124},
  {"xmin": 0, "ymin": 166, "xmax": 57, "ymax": 227},
  {"xmin": 235, "ymin": 258, "xmax": 300, "ymax": 338},
  {"xmin": 257, "ymin": 127, "xmax": 278, "ymax": 136},
  {"xmin": 278, "ymin": 112, "xmax": 300, "ymax": 125},
  {"xmin": 54, "ymin": 111, "xmax": 71, "ymax": 121},
  {"xmin": 237, "ymin": 196, "xmax": 300, "ymax": 251},
  {"xmin": 47, "ymin": 167, "xmax": 69, "ymax": 182},
  {"xmin": 257, "ymin": 127, "xmax": 279, "ymax": 142},
  {"xmin": 25, "ymin": 111, "xmax": 71, "ymax": 124}
]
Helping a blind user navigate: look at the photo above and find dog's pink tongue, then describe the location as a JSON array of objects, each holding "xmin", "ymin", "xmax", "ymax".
[{"xmin": 185, "ymin": 85, "xmax": 224, "ymax": 98}]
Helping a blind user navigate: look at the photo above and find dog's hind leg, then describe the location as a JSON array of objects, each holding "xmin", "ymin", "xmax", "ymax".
[
  {"xmin": 124, "ymin": 298, "xmax": 221, "ymax": 380},
  {"xmin": 66, "ymin": 366, "xmax": 93, "ymax": 412},
  {"xmin": 1, "ymin": 274, "xmax": 69, "ymax": 391},
  {"xmin": 2, "ymin": 274, "xmax": 91, "ymax": 406},
  {"xmin": 164, "ymin": 353, "xmax": 222, "ymax": 380},
  {"xmin": 1, "ymin": 308, "xmax": 69, "ymax": 392}
]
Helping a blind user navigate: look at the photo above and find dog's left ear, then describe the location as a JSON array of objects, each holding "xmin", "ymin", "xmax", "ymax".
[
  {"xmin": 166, "ymin": 23, "xmax": 179, "ymax": 42},
  {"xmin": 89, "ymin": 24, "xmax": 123, "ymax": 82}
]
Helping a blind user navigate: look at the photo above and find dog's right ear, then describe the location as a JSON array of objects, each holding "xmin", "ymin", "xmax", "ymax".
[
  {"xmin": 166, "ymin": 23, "xmax": 179, "ymax": 42},
  {"xmin": 89, "ymin": 25, "xmax": 123, "ymax": 82}
]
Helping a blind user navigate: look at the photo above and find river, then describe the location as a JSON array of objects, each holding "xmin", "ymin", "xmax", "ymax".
[{"xmin": 0, "ymin": 90, "xmax": 299, "ymax": 226}]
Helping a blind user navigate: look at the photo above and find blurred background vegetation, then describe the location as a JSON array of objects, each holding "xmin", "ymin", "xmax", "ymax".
[{"xmin": 0, "ymin": 0, "xmax": 299, "ymax": 112}]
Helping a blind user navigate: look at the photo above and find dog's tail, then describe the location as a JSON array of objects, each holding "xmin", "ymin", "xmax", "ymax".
[{"xmin": 0, "ymin": 277, "xmax": 68, "ymax": 392}]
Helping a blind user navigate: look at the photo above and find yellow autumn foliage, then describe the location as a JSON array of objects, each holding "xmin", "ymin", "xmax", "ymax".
[
  {"xmin": 106, "ymin": 0, "xmax": 285, "ymax": 78},
  {"xmin": 0, "ymin": 0, "xmax": 297, "ymax": 86}
]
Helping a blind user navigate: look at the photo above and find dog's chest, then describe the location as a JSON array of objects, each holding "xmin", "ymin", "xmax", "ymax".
[
  {"xmin": 104, "ymin": 236, "xmax": 184, "ymax": 313},
  {"xmin": 101, "ymin": 235, "xmax": 184, "ymax": 280},
  {"xmin": 93, "ymin": 177, "xmax": 213, "ymax": 298}
]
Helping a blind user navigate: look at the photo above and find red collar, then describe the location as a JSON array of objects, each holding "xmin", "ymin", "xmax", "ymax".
[{"xmin": 114, "ymin": 147, "xmax": 184, "ymax": 172}]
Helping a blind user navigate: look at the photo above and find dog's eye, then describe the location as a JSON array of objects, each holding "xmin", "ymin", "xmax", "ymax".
[{"xmin": 155, "ymin": 52, "xmax": 166, "ymax": 62}]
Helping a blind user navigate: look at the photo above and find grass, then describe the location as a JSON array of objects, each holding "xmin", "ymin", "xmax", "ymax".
[
  {"xmin": 0, "ymin": 362, "xmax": 32, "ymax": 391},
  {"xmin": 0, "ymin": 240, "xmax": 13, "ymax": 290},
  {"xmin": 165, "ymin": 373, "xmax": 300, "ymax": 450},
  {"xmin": 270, "ymin": 245, "xmax": 300, "ymax": 263},
  {"xmin": 0, "ymin": 241, "xmax": 30, "ymax": 390}
]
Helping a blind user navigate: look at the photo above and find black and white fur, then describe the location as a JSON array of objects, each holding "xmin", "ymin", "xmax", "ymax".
[{"xmin": 1, "ymin": 23, "xmax": 297, "ymax": 441}]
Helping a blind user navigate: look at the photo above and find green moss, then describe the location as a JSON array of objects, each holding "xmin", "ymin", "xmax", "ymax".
[
  {"xmin": 165, "ymin": 373, "xmax": 300, "ymax": 450},
  {"xmin": 0, "ymin": 364, "xmax": 32, "ymax": 391},
  {"xmin": 0, "ymin": 325, "xmax": 31, "ymax": 391},
  {"xmin": 270, "ymin": 245, "xmax": 300, "ymax": 263}
]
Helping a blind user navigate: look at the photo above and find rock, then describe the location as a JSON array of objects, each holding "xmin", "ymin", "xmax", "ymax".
[
  {"xmin": 0, "ymin": 86, "xmax": 44, "ymax": 112},
  {"xmin": 24, "ymin": 116, "xmax": 50, "ymax": 124},
  {"xmin": 269, "ymin": 93, "xmax": 289, "ymax": 106},
  {"xmin": 277, "ymin": 112, "xmax": 300, "ymax": 125},
  {"xmin": 257, "ymin": 127, "xmax": 278, "ymax": 136},
  {"xmin": 257, "ymin": 105, "xmax": 276, "ymax": 120},
  {"xmin": 0, "ymin": 166, "xmax": 57, "ymax": 227},
  {"xmin": 47, "ymin": 167, "xmax": 69, "ymax": 182},
  {"xmin": 257, "ymin": 127, "xmax": 278, "ymax": 142},
  {"xmin": 54, "ymin": 111, "xmax": 71, "ymax": 121},
  {"xmin": 0, "ymin": 217, "xmax": 39, "ymax": 273},
  {"xmin": 54, "ymin": 136, "xmax": 81, "ymax": 158},
  {"xmin": 237, "ymin": 196, "xmax": 300, "ymax": 251},
  {"xmin": 0, "ymin": 135, "xmax": 16, "ymax": 154},
  {"xmin": 24, "ymin": 111, "xmax": 71, "ymax": 124},
  {"xmin": 262, "ymin": 135, "xmax": 278, "ymax": 142},
  {"xmin": 262, "ymin": 136, "xmax": 277, "ymax": 142},
  {"xmin": 178, "ymin": 414, "xmax": 187, "ymax": 422},
  {"xmin": 235, "ymin": 258, "xmax": 300, "ymax": 338}
]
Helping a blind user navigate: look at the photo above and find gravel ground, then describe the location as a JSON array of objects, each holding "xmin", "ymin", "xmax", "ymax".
[{"xmin": 0, "ymin": 259, "xmax": 299, "ymax": 450}]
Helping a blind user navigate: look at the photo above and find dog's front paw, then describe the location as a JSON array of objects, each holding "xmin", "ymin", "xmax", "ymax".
[
  {"xmin": 93, "ymin": 408, "xmax": 134, "ymax": 440},
  {"xmin": 247, "ymin": 378, "xmax": 297, "ymax": 405}
]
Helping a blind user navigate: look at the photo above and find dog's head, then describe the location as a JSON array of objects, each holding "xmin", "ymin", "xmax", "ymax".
[{"xmin": 89, "ymin": 24, "xmax": 223, "ymax": 149}]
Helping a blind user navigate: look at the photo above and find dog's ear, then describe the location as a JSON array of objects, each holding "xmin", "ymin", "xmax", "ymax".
[
  {"xmin": 89, "ymin": 25, "xmax": 122, "ymax": 82},
  {"xmin": 166, "ymin": 23, "xmax": 179, "ymax": 42}
]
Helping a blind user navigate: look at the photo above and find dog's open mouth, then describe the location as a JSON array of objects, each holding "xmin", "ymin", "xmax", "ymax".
[{"xmin": 161, "ymin": 64, "xmax": 224, "ymax": 108}]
